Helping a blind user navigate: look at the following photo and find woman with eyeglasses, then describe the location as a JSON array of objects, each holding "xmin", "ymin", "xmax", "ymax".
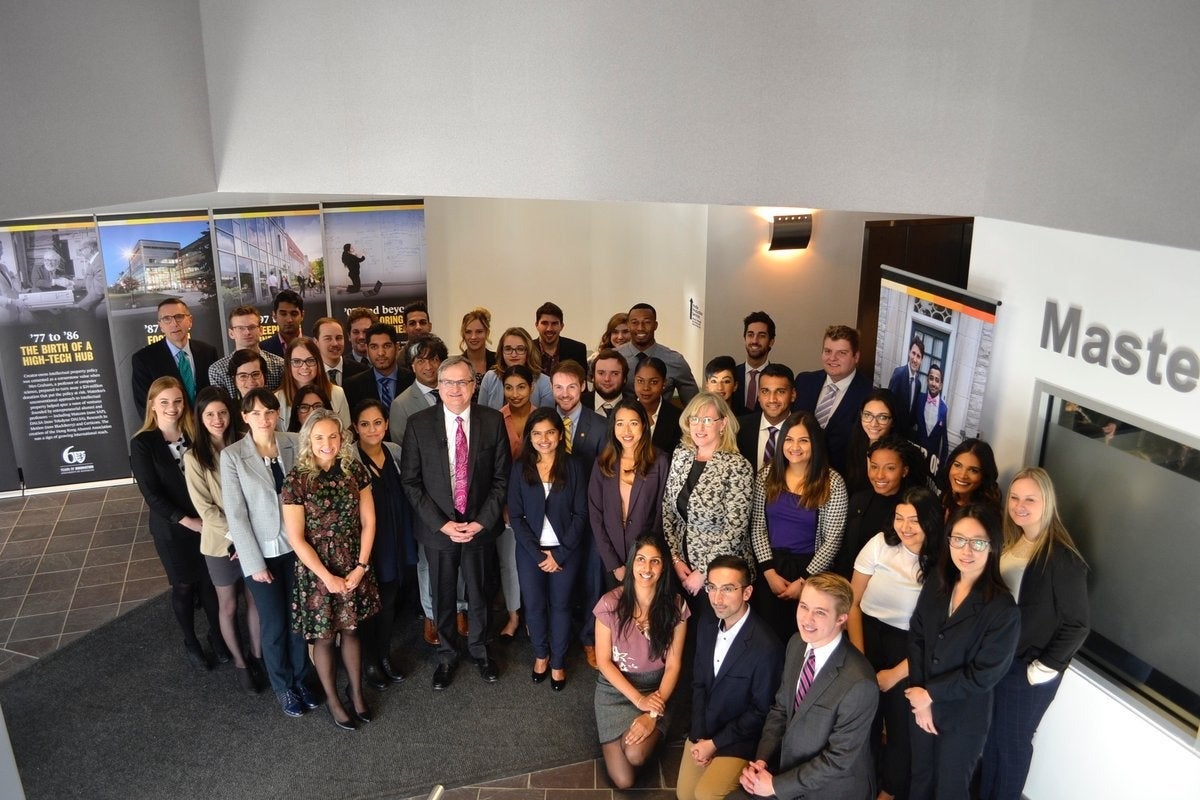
[
  {"xmin": 508, "ymin": 408, "xmax": 588, "ymax": 690},
  {"xmin": 748, "ymin": 410, "xmax": 848, "ymax": 642},
  {"xmin": 662, "ymin": 392, "xmax": 753, "ymax": 606},
  {"xmin": 979, "ymin": 468, "xmax": 1089, "ymax": 800},
  {"xmin": 275, "ymin": 336, "xmax": 350, "ymax": 430},
  {"xmin": 227, "ymin": 349, "xmax": 268, "ymax": 404},
  {"xmin": 286, "ymin": 384, "xmax": 331, "ymax": 433},
  {"xmin": 847, "ymin": 486, "xmax": 943, "ymax": 800},
  {"xmin": 905, "ymin": 503, "xmax": 1019, "ymax": 800},
  {"xmin": 477, "ymin": 326, "xmax": 553, "ymax": 409},
  {"xmin": 844, "ymin": 388, "xmax": 904, "ymax": 495}
]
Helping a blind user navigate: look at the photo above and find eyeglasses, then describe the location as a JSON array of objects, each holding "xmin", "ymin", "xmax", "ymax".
[
  {"xmin": 230, "ymin": 324, "xmax": 261, "ymax": 333},
  {"xmin": 439, "ymin": 379, "xmax": 474, "ymax": 389},
  {"xmin": 688, "ymin": 415, "xmax": 722, "ymax": 426},
  {"xmin": 234, "ymin": 370, "xmax": 263, "ymax": 382},
  {"xmin": 502, "ymin": 345, "xmax": 527, "ymax": 355},
  {"xmin": 948, "ymin": 535, "xmax": 991, "ymax": 552},
  {"xmin": 296, "ymin": 402, "xmax": 324, "ymax": 413},
  {"xmin": 158, "ymin": 313, "xmax": 190, "ymax": 324},
  {"xmin": 703, "ymin": 582, "xmax": 745, "ymax": 596},
  {"xmin": 861, "ymin": 410, "xmax": 893, "ymax": 424},
  {"xmin": 290, "ymin": 357, "xmax": 318, "ymax": 368}
]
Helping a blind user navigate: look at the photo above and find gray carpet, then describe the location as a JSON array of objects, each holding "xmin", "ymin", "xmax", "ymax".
[{"xmin": 0, "ymin": 594, "xmax": 605, "ymax": 800}]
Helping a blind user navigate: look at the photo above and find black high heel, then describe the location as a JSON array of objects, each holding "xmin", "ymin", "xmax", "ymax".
[{"xmin": 344, "ymin": 689, "xmax": 373, "ymax": 723}]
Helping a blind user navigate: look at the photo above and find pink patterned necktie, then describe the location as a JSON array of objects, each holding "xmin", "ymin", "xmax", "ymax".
[
  {"xmin": 453, "ymin": 416, "xmax": 468, "ymax": 515},
  {"xmin": 793, "ymin": 649, "xmax": 816, "ymax": 711}
]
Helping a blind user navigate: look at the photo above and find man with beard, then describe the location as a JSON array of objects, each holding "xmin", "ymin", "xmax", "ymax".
[
  {"xmin": 588, "ymin": 348, "xmax": 632, "ymax": 416},
  {"xmin": 914, "ymin": 361, "xmax": 950, "ymax": 476},
  {"xmin": 735, "ymin": 311, "xmax": 777, "ymax": 416}
]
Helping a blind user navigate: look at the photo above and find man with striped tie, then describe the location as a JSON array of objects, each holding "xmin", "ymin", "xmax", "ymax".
[
  {"xmin": 734, "ymin": 573, "xmax": 878, "ymax": 800},
  {"xmin": 792, "ymin": 325, "xmax": 872, "ymax": 476},
  {"xmin": 131, "ymin": 297, "xmax": 217, "ymax": 417}
]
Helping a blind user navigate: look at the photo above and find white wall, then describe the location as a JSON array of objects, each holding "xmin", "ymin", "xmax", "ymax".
[
  {"xmin": 968, "ymin": 217, "xmax": 1200, "ymax": 797},
  {"xmin": 424, "ymin": 197, "xmax": 707, "ymax": 373}
]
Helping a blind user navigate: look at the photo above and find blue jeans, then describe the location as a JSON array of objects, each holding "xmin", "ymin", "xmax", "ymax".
[{"xmin": 243, "ymin": 552, "xmax": 309, "ymax": 694}]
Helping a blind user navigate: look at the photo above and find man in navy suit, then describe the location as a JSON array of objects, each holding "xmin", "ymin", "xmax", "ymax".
[
  {"xmin": 131, "ymin": 297, "xmax": 217, "ymax": 416},
  {"xmin": 792, "ymin": 325, "xmax": 872, "ymax": 475},
  {"xmin": 678, "ymin": 555, "xmax": 783, "ymax": 800},
  {"xmin": 914, "ymin": 362, "xmax": 950, "ymax": 477},
  {"xmin": 887, "ymin": 336, "xmax": 925, "ymax": 433},
  {"xmin": 550, "ymin": 359, "xmax": 608, "ymax": 668},
  {"xmin": 401, "ymin": 355, "xmax": 511, "ymax": 690},
  {"xmin": 736, "ymin": 364, "xmax": 796, "ymax": 472}
]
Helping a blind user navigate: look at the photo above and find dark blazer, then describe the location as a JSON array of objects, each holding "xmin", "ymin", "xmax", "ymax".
[
  {"xmin": 129, "ymin": 429, "xmax": 197, "ymax": 537},
  {"xmin": 690, "ymin": 609, "xmax": 783, "ymax": 760},
  {"xmin": 651, "ymin": 400, "xmax": 683, "ymax": 455},
  {"xmin": 259, "ymin": 333, "xmax": 287, "ymax": 357},
  {"xmin": 1013, "ymin": 547, "xmax": 1089, "ymax": 671},
  {"xmin": 756, "ymin": 634, "xmax": 879, "ymax": 800},
  {"xmin": 131, "ymin": 337, "xmax": 218, "ymax": 417},
  {"xmin": 887, "ymin": 364, "xmax": 923, "ymax": 433},
  {"xmin": 400, "ymin": 402, "xmax": 511, "ymax": 550},
  {"xmin": 327, "ymin": 356, "xmax": 369, "ymax": 387},
  {"xmin": 908, "ymin": 579, "xmax": 1020, "ymax": 733},
  {"xmin": 566, "ymin": 406, "xmax": 607, "ymax": 475},
  {"xmin": 735, "ymin": 410, "xmax": 787, "ymax": 472},
  {"xmin": 587, "ymin": 448, "xmax": 669, "ymax": 574},
  {"xmin": 344, "ymin": 366, "xmax": 415, "ymax": 413},
  {"xmin": 913, "ymin": 393, "xmax": 949, "ymax": 471},
  {"xmin": 792, "ymin": 370, "xmax": 872, "ymax": 475},
  {"xmin": 508, "ymin": 456, "xmax": 589, "ymax": 565},
  {"xmin": 538, "ymin": 336, "xmax": 588, "ymax": 373},
  {"xmin": 833, "ymin": 489, "xmax": 903, "ymax": 579}
]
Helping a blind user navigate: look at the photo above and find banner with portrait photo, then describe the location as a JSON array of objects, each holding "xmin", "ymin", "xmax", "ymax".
[
  {"xmin": 96, "ymin": 211, "xmax": 225, "ymax": 438},
  {"xmin": 0, "ymin": 217, "xmax": 127, "ymax": 487},
  {"xmin": 321, "ymin": 201, "xmax": 426, "ymax": 335},
  {"xmin": 212, "ymin": 205, "xmax": 325, "ymax": 348},
  {"xmin": 873, "ymin": 265, "xmax": 1000, "ymax": 481}
]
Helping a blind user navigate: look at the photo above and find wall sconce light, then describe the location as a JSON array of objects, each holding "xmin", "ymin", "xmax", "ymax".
[{"xmin": 769, "ymin": 214, "xmax": 812, "ymax": 250}]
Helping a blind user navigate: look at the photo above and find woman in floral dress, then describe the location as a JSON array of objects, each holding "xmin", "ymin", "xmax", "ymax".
[{"xmin": 282, "ymin": 408, "xmax": 381, "ymax": 731}]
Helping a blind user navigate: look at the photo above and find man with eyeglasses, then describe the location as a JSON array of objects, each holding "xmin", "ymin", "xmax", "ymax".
[
  {"xmin": 132, "ymin": 297, "xmax": 218, "ymax": 416},
  {"xmin": 914, "ymin": 362, "xmax": 950, "ymax": 476},
  {"xmin": 208, "ymin": 305, "xmax": 285, "ymax": 398},
  {"xmin": 735, "ymin": 364, "xmax": 796, "ymax": 471},
  {"xmin": 402, "ymin": 355, "xmax": 511, "ymax": 690},
  {"xmin": 678, "ymin": 555, "xmax": 782, "ymax": 800}
]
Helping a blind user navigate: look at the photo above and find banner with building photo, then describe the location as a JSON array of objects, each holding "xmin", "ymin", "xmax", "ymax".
[
  {"xmin": 321, "ymin": 201, "xmax": 426, "ymax": 336},
  {"xmin": 873, "ymin": 265, "xmax": 1000, "ymax": 481},
  {"xmin": 212, "ymin": 205, "xmax": 325, "ymax": 349},
  {"xmin": 96, "ymin": 211, "xmax": 225, "ymax": 438},
  {"xmin": 0, "ymin": 217, "xmax": 127, "ymax": 488}
]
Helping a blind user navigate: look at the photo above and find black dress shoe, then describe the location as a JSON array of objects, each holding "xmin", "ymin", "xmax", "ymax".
[
  {"xmin": 184, "ymin": 641, "xmax": 212, "ymax": 672},
  {"xmin": 208, "ymin": 634, "xmax": 233, "ymax": 665},
  {"xmin": 344, "ymin": 690, "xmax": 373, "ymax": 724},
  {"xmin": 476, "ymin": 658, "xmax": 499, "ymax": 683},
  {"xmin": 432, "ymin": 661, "xmax": 457, "ymax": 691},
  {"xmin": 364, "ymin": 663, "xmax": 390, "ymax": 691},
  {"xmin": 380, "ymin": 657, "xmax": 406, "ymax": 683},
  {"xmin": 328, "ymin": 706, "xmax": 358, "ymax": 731}
]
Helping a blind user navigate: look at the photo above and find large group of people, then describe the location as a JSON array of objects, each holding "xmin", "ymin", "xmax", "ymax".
[{"xmin": 128, "ymin": 298, "xmax": 1090, "ymax": 798}]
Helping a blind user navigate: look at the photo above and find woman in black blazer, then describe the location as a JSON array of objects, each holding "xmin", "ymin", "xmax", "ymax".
[
  {"xmin": 588, "ymin": 400, "xmax": 669, "ymax": 587},
  {"xmin": 509, "ymin": 407, "xmax": 588, "ymax": 690},
  {"xmin": 905, "ymin": 503, "xmax": 1019, "ymax": 800},
  {"xmin": 980, "ymin": 468, "xmax": 1089, "ymax": 800},
  {"xmin": 634, "ymin": 356, "xmax": 682, "ymax": 455},
  {"xmin": 130, "ymin": 376, "xmax": 222, "ymax": 671}
]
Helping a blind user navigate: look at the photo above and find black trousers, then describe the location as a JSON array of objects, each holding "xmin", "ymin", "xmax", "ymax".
[{"xmin": 427, "ymin": 538, "xmax": 494, "ymax": 664}]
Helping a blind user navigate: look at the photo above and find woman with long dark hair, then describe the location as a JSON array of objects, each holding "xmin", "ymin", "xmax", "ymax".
[
  {"xmin": 980, "ymin": 468, "xmax": 1089, "ymax": 800},
  {"xmin": 594, "ymin": 534, "xmax": 690, "ymax": 789},
  {"xmin": 277, "ymin": 336, "xmax": 350, "ymax": 429},
  {"xmin": 848, "ymin": 486, "xmax": 943, "ymax": 800},
  {"xmin": 905, "ymin": 503, "xmax": 1019, "ymax": 799},
  {"xmin": 131, "ymin": 376, "xmax": 223, "ymax": 671},
  {"xmin": 286, "ymin": 384, "xmax": 330, "ymax": 433},
  {"xmin": 183, "ymin": 386, "xmax": 262, "ymax": 692},
  {"xmin": 589, "ymin": 400, "xmax": 669, "ymax": 587},
  {"xmin": 936, "ymin": 438, "xmax": 1001, "ymax": 520},
  {"xmin": 508, "ymin": 407, "xmax": 588, "ymax": 690},
  {"xmin": 844, "ymin": 388, "xmax": 904, "ymax": 495}
]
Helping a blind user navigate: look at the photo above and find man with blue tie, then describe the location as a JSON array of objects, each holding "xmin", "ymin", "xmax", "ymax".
[
  {"xmin": 344, "ymin": 322, "xmax": 414, "ymax": 412},
  {"xmin": 131, "ymin": 297, "xmax": 217, "ymax": 417},
  {"xmin": 734, "ymin": 573, "xmax": 878, "ymax": 800}
]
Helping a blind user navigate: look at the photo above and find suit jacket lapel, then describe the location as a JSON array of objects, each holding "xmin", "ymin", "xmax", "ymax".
[
  {"xmin": 795, "ymin": 637, "xmax": 846, "ymax": 716},
  {"xmin": 713, "ymin": 614, "xmax": 753, "ymax": 687}
]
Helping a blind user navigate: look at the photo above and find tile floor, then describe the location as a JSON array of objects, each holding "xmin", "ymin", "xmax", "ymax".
[{"xmin": 0, "ymin": 483, "xmax": 165, "ymax": 682}]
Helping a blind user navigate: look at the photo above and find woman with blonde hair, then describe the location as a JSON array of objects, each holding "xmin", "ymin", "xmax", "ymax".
[
  {"xmin": 478, "ymin": 326, "xmax": 553, "ymax": 409},
  {"xmin": 662, "ymin": 392, "xmax": 754, "ymax": 601},
  {"xmin": 459, "ymin": 306, "xmax": 496, "ymax": 397},
  {"xmin": 980, "ymin": 467, "xmax": 1089, "ymax": 800}
]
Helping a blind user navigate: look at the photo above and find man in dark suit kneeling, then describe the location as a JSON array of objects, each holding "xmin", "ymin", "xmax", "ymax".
[
  {"xmin": 678, "ymin": 555, "xmax": 783, "ymax": 800},
  {"xmin": 734, "ymin": 573, "xmax": 878, "ymax": 800}
]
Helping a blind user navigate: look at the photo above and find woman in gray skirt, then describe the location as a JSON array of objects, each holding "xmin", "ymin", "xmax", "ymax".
[{"xmin": 593, "ymin": 534, "xmax": 690, "ymax": 789}]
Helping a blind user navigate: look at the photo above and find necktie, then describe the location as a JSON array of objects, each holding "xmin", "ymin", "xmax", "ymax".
[
  {"xmin": 815, "ymin": 383, "xmax": 838, "ymax": 428},
  {"xmin": 601, "ymin": 403, "xmax": 614, "ymax": 416},
  {"xmin": 746, "ymin": 369, "xmax": 759, "ymax": 411},
  {"xmin": 793, "ymin": 649, "xmax": 816, "ymax": 711},
  {"xmin": 453, "ymin": 416, "xmax": 468, "ymax": 515},
  {"xmin": 909, "ymin": 374, "xmax": 917, "ymax": 405},
  {"xmin": 562, "ymin": 416, "xmax": 574, "ymax": 454},
  {"xmin": 379, "ymin": 375, "xmax": 393, "ymax": 407},
  {"xmin": 176, "ymin": 350, "xmax": 195, "ymax": 401},
  {"xmin": 763, "ymin": 425, "xmax": 778, "ymax": 467},
  {"xmin": 328, "ymin": 367, "xmax": 340, "ymax": 386}
]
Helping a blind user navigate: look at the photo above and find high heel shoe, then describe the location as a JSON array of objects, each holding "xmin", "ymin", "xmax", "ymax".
[
  {"xmin": 344, "ymin": 689, "xmax": 373, "ymax": 724},
  {"xmin": 328, "ymin": 705, "xmax": 357, "ymax": 731},
  {"xmin": 531, "ymin": 657, "xmax": 549, "ymax": 683},
  {"xmin": 551, "ymin": 669, "xmax": 566, "ymax": 691}
]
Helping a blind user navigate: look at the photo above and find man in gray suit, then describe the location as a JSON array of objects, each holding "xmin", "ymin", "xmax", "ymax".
[
  {"xmin": 736, "ymin": 573, "xmax": 878, "ymax": 800},
  {"xmin": 401, "ymin": 356, "xmax": 511, "ymax": 690}
]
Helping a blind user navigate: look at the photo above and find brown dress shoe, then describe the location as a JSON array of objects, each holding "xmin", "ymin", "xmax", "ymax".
[
  {"xmin": 583, "ymin": 645, "xmax": 597, "ymax": 669},
  {"xmin": 456, "ymin": 611, "xmax": 469, "ymax": 637},
  {"xmin": 423, "ymin": 617, "xmax": 440, "ymax": 646}
]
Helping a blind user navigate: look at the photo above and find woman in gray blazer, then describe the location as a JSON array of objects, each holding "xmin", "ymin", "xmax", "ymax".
[{"xmin": 220, "ymin": 388, "xmax": 313, "ymax": 718}]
